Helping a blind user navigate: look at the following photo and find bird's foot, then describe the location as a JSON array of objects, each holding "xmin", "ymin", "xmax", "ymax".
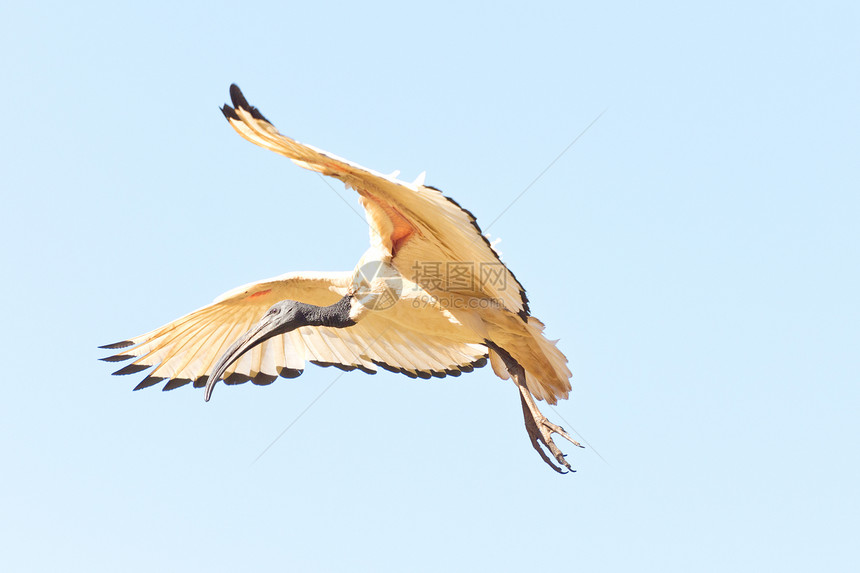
[{"xmin": 519, "ymin": 392, "xmax": 584, "ymax": 474}]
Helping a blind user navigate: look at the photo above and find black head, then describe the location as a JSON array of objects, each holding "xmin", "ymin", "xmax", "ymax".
[{"xmin": 204, "ymin": 299, "xmax": 305, "ymax": 401}]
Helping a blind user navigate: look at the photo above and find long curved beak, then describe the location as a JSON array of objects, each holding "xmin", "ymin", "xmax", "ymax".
[{"xmin": 204, "ymin": 312, "xmax": 289, "ymax": 402}]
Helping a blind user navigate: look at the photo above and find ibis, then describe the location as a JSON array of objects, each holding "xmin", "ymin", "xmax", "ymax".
[{"xmin": 101, "ymin": 85, "xmax": 582, "ymax": 473}]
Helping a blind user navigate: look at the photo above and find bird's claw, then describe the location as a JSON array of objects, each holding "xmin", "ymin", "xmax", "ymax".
[
  {"xmin": 520, "ymin": 400, "xmax": 581, "ymax": 474},
  {"xmin": 538, "ymin": 418, "xmax": 576, "ymax": 473}
]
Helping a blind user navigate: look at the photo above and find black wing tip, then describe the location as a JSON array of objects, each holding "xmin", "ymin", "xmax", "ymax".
[
  {"xmin": 369, "ymin": 360, "xmax": 420, "ymax": 378},
  {"xmin": 310, "ymin": 360, "xmax": 376, "ymax": 376},
  {"xmin": 136, "ymin": 371, "xmax": 291, "ymax": 392},
  {"xmin": 451, "ymin": 355, "xmax": 488, "ymax": 374},
  {"xmin": 163, "ymin": 378, "xmax": 192, "ymax": 392},
  {"xmin": 133, "ymin": 376, "xmax": 164, "ymax": 391},
  {"xmin": 373, "ymin": 356, "xmax": 487, "ymax": 380},
  {"xmin": 252, "ymin": 373, "xmax": 278, "ymax": 386},
  {"xmin": 370, "ymin": 355, "xmax": 488, "ymax": 380},
  {"xmin": 373, "ymin": 361, "xmax": 404, "ymax": 375},
  {"xmin": 224, "ymin": 372, "xmax": 252, "ymax": 385},
  {"xmin": 112, "ymin": 363, "xmax": 150, "ymax": 376},
  {"xmin": 229, "ymin": 83, "xmax": 247, "ymax": 107},
  {"xmin": 99, "ymin": 340, "xmax": 134, "ymax": 350},
  {"xmin": 227, "ymin": 84, "xmax": 269, "ymax": 123},
  {"xmin": 99, "ymin": 354, "xmax": 134, "ymax": 363},
  {"xmin": 221, "ymin": 104, "xmax": 239, "ymax": 121},
  {"xmin": 278, "ymin": 367, "xmax": 303, "ymax": 379}
]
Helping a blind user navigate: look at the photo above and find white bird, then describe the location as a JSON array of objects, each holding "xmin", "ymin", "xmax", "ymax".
[{"xmin": 101, "ymin": 85, "xmax": 582, "ymax": 472}]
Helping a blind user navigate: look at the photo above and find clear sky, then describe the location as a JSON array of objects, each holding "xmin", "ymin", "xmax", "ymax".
[{"xmin": 2, "ymin": 1, "xmax": 858, "ymax": 571}]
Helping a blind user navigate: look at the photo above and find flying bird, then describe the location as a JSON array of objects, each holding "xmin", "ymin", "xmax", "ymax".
[{"xmin": 101, "ymin": 85, "xmax": 582, "ymax": 473}]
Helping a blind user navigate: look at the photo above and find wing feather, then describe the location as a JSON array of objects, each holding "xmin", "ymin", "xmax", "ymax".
[
  {"xmin": 284, "ymin": 330, "xmax": 306, "ymax": 369},
  {"xmin": 221, "ymin": 85, "xmax": 529, "ymax": 319},
  {"xmin": 103, "ymin": 272, "xmax": 488, "ymax": 392}
]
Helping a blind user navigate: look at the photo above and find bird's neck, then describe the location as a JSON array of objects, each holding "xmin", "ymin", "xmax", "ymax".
[{"xmin": 300, "ymin": 295, "xmax": 356, "ymax": 329}]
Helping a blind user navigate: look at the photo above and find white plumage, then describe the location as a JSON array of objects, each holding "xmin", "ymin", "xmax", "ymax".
[{"xmin": 101, "ymin": 85, "xmax": 581, "ymax": 472}]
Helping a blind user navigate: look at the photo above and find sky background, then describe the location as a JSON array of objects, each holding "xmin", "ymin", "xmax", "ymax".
[{"xmin": 2, "ymin": 1, "xmax": 858, "ymax": 571}]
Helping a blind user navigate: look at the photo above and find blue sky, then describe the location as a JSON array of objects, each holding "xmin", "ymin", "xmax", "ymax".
[{"xmin": 2, "ymin": 1, "xmax": 858, "ymax": 571}]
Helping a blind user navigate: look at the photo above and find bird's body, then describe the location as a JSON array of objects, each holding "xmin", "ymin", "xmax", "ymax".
[{"xmin": 102, "ymin": 85, "xmax": 581, "ymax": 472}]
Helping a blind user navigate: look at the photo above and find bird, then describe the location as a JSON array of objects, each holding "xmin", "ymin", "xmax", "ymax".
[{"xmin": 101, "ymin": 84, "xmax": 582, "ymax": 473}]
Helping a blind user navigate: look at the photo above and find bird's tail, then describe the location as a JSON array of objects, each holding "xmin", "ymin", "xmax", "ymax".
[{"xmin": 486, "ymin": 314, "xmax": 572, "ymax": 404}]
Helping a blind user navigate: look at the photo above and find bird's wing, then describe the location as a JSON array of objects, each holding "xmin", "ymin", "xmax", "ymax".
[
  {"xmin": 101, "ymin": 271, "xmax": 488, "ymax": 392},
  {"xmin": 221, "ymin": 85, "xmax": 529, "ymax": 319}
]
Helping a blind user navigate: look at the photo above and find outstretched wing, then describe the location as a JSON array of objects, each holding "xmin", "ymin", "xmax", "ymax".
[
  {"xmin": 221, "ymin": 85, "xmax": 530, "ymax": 320},
  {"xmin": 101, "ymin": 271, "xmax": 488, "ymax": 392}
]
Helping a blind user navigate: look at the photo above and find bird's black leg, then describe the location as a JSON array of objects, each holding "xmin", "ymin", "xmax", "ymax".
[
  {"xmin": 487, "ymin": 342, "xmax": 583, "ymax": 473},
  {"xmin": 517, "ymin": 384, "xmax": 568, "ymax": 473},
  {"xmin": 514, "ymin": 377, "xmax": 583, "ymax": 473}
]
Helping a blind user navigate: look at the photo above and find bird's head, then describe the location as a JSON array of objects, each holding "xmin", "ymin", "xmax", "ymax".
[{"xmin": 204, "ymin": 300, "xmax": 304, "ymax": 401}]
